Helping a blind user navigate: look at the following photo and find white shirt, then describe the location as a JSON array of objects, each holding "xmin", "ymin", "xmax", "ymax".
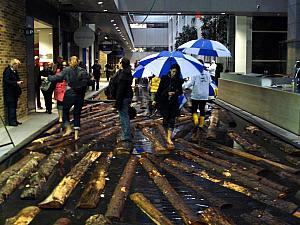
[
  {"xmin": 207, "ymin": 63, "xmax": 217, "ymax": 77},
  {"xmin": 183, "ymin": 70, "xmax": 211, "ymax": 100}
]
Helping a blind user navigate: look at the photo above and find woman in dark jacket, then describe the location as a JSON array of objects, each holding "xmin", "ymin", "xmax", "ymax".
[
  {"xmin": 154, "ymin": 64, "xmax": 183, "ymax": 150},
  {"xmin": 115, "ymin": 58, "xmax": 133, "ymax": 149},
  {"xmin": 40, "ymin": 62, "xmax": 55, "ymax": 114},
  {"xmin": 3, "ymin": 59, "xmax": 23, "ymax": 126}
]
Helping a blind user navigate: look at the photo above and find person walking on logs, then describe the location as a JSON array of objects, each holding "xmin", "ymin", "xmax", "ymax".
[
  {"xmin": 92, "ymin": 59, "xmax": 101, "ymax": 91},
  {"xmin": 153, "ymin": 64, "xmax": 184, "ymax": 150},
  {"xmin": 3, "ymin": 59, "xmax": 23, "ymax": 126},
  {"xmin": 183, "ymin": 59, "xmax": 211, "ymax": 142},
  {"xmin": 114, "ymin": 57, "xmax": 134, "ymax": 151},
  {"xmin": 46, "ymin": 56, "xmax": 91, "ymax": 140}
]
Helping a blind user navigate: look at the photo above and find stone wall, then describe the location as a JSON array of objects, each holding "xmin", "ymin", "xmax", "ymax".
[{"xmin": 0, "ymin": 0, "xmax": 27, "ymax": 121}]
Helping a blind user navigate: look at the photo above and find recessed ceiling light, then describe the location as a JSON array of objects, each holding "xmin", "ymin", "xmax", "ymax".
[
  {"xmin": 221, "ymin": 12, "xmax": 226, "ymax": 15},
  {"xmin": 103, "ymin": 9, "xmax": 108, "ymax": 12},
  {"xmin": 110, "ymin": 19, "xmax": 115, "ymax": 22},
  {"xmin": 113, "ymin": 23, "xmax": 117, "ymax": 26},
  {"xmin": 104, "ymin": 36, "xmax": 108, "ymax": 40},
  {"xmin": 98, "ymin": 1, "xmax": 103, "ymax": 5},
  {"xmin": 115, "ymin": 27, "xmax": 119, "ymax": 29},
  {"xmin": 177, "ymin": 12, "xmax": 182, "ymax": 15}
]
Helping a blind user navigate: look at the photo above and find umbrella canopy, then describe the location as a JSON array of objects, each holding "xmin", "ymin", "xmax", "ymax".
[
  {"xmin": 138, "ymin": 51, "xmax": 203, "ymax": 78},
  {"xmin": 133, "ymin": 65, "xmax": 153, "ymax": 78},
  {"xmin": 178, "ymin": 39, "xmax": 231, "ymax": 57},
  {"xmin": 209, "ymin": 80, "xmax": 218, "ymax": 97}
]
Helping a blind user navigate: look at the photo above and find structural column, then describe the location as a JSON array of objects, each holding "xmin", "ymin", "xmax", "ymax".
[
  {"xmin": 235, "ymin": 16, "xmax": 252, "ymax": 74},
  {"xmin": 287, "ymin": 0, "xmax": 300, "ymax": 74}
]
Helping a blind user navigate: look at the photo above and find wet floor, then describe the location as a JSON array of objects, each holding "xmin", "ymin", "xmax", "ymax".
[{"xmin": 0, "ymin": 85, "xmax": 300, "ymax": 225}]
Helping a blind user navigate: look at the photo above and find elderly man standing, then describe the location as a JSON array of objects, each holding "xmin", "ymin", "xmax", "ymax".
[{"xmin": 3, "ymin": 59, "xmax": 23, "ymax": 126}]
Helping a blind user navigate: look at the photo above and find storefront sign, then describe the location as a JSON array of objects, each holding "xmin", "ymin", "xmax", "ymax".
[{"xmin": 74, "ymin": 26, "xmax": 95, "ymax": 48}]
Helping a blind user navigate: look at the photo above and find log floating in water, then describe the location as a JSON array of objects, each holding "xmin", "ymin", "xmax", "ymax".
[
  {"xmin": 211, "ymin": 142, "xmax": 299, "ymax": 174},
  {"xmin": 85, "ymin": 214, "xmax": 111, "ymax": 225},
  {"xmin": 77, "ymin": 152, "xmax": 113, "ymax": 208},
  {"xmin": 53, "ymin": 218, "xmax": 71, "ymax": 225},
  {"xmin": 206, "ymin": 108, "xmax": 219, "ymax": 140},
  {"xmin": 147, "ymin": 154, "xmax": 231, "ymax": 209},
  {"xmin": 141, "ymin": 127, "xmax": 166, "ymax": 151},
  {"xmin": 227, "ymin": 130, "xmax": 255, "ymax": 151},
  {"xmin": 39, "ymin": 151, "xmax": 101, "ymax": 208},
  {"xmin": 105, "ymin": 156, "xmax": 138, "ymax": 220},
  {"xmin": 164, "ymin": 158, "xmax": 298, "ymax": 215},
  {"xmin": 0, "ymin": 152, "xmax": 46, "ymax": 204},
  {"xmin": 5, "ymin": 206, "xmax": 40, "ymax": 225},
  {"xmin": 130, "ymin": 192, "xmax": 174, "ymax": 225},
  {"xmin": 176, "ymin": 150, "xmax": 287, "ymax": 199},
  {"xmin": 139, "ymin": 156, "xmax": 206, "ymax": 225},
  {"xmin": 21, "ymin": 149, "xmax": 65, "ymax": 199}
]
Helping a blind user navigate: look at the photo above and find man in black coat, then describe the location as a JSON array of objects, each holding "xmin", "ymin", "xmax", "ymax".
[
  {"xmin": 92, "ymin": 59, "xmax": 101, "ymax": 90},
  {"xmin": 3, "ymin": 59, "xmax": 23, "ymax": 126}
]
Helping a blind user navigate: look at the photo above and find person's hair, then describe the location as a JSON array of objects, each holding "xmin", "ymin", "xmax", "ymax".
[
  {"xmin": 10, "ymin": 59, "xmax": 21, "ymax": 67},
  {"xmin": 69, "ymin": 56, "xmax": 79, "ymax": 68},
  {"xmin": 169, "ymin": 64, "xmax": 181, "ymax": 78},
  {"xmin": 296, "ymin": 61, "xmax": 300, "ymax": 67},
  {"xmin": 121, "ymin": 57, "xmax": 130, "ymax": 70}
]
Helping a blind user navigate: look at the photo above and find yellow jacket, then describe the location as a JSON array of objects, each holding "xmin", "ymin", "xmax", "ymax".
[{"xmin": 150, "ymin": 77, "xmax": 160, "ymax": 93}]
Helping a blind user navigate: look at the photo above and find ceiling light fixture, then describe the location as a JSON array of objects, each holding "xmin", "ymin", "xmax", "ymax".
[
  {"xmin": 98, "ymin": 1, "xmax": 103, "ymax": 5},
  {"xmin": 110, "ymin": 19, "xmax": 115, "ymax": 22},
  {"xmin": 103, "ymin": 9, "xmax": 108, "ymax": 12}
]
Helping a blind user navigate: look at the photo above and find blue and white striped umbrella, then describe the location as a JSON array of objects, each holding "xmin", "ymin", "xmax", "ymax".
[
  {"xmin": 133, "ymin": 65, "xmax": 153, "ymax": 78},
  {"xmin": 178, "ymin": 39, "xmax": 231, "ymax": 57},
  {"xmin": 209, "ymin": 80, "xmax": 218, "ymax": 97},
  {"xmin": 138, "ymin": 51, "xmax": 203, "ymax": 78}
]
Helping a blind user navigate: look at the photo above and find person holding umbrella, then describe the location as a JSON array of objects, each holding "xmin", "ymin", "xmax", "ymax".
[
  {"xmin": 183, "ymin": 59, "xmax": 211, "ymax": 141},
  {"xmin": 153, "ymin": 64, "xmax": 183, "ymax": 150}
]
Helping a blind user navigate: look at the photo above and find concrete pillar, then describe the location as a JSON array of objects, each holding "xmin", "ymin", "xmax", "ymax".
[
  {"xmin": 235, "ymin": 16, "xmax": 252, "ymax": 74},
  {"xmin": 287, "ymin": 0, "xmax": 300, "ymax": 74}
]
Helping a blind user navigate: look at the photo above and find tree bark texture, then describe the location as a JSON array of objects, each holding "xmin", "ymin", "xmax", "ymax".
[
  {"xmin": 227, "ymin": 130, "xmax": 255, "ymax": 151},
  {"xmin": 52, "ymin": 218, "xmax": 71, "ymax": 225},
  {"xmin": 139, "ymin": 157, "xmax": 206, "ymax": 225},
  {"xmin": 141, "ymin": 127, "xmax": 166, "ymax": 151},
  {"xmin": 85, "ymin": 214, "xmax": 111, "ymax": 225},
  {"xmin": 77, "ymin": 152, "xmax": 113, "ymax": 208},
  {"xmin": 38, "ymin": 151, "xmax": 101, "ymax": 208},
  {"xmin": 130, "ymin": 192, "xmax": 174, "ymax": 225},
  {"xmin": 105, "ymin": 156, "xmax": 139, "ymax": 220},
  {"xmin": 0, "ymin": 152, "xmax": 46, "ymax": 204},
  {"xmin": 206, "ymin": 108, "xmax": 219, "ymax": 140},
  {"xmin": 5, "ymin": 206, "xmax": 40, "ymax": 225},
  {"xmin": 21, "ymin": 149, "xmax": 65, "ymax": 199}
]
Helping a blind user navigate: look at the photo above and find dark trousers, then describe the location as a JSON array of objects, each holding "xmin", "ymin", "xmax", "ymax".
[
  {"xmin": 6, "ymin": 101, "xmax": 18, "ymax": 125},
  {"xmin": 94, "ymin": 76, "xmax": 100, "ymax": 90},
  {"xmin": 42, "ymin": 90, "xmax": 53, "ymax": 112},
  {"xmin": 35, "ymin": 86, "xmax": 41, "ymax": 108},
  {"xmin": 191, "ymin": 99, "xmax": 207, "ymax": 116},
  {"xmin": 63, "ymin": 91, "xmax": 84, "ymax": 129}
]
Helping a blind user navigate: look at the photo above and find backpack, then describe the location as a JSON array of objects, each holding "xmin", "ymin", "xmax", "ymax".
[
  {"xmin": 104, "ymin": 70, "xmax": 121, "ymax": 100},
  {"xmin": 68, "ymin": 67, "xmax": 91, "ymax": 93}
]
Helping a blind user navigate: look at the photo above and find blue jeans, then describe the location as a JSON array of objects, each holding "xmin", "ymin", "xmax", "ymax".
[
  {"xmin": 118, "ymin": 98, "xmax": 132, "ymax": 141},
  {"xmin": 63, "ymin": 90, "xmax": 84, "ymax": 129}
]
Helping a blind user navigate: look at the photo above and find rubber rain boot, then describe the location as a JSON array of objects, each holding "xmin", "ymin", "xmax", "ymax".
[
  {"xmin": 199, "ymin": 116, "xmax": 205, "ymax": 128},
  {"xmin": 63, "ymin": 124, "xmax": 72, "ymax": 137},
  {"xmin": 74, "ymin": 129, "xmax": 79, "ymax": 140},
  {"xmin": 58, "ymin": 109, "xmax": 63, "ymax": 123},
  {"xmin": 166, "ymin": 129, "xmax": 174, "ymax": 150},
  {"xmin": 192, "ymin": 113, "xmax": 199, "ymax": 126}
]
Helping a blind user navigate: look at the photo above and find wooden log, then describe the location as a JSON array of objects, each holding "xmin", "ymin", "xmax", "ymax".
[
  {"xmin": 177, "ymin": 141, "xmax": 289, "ymax": 193},
  {"xmin": 220, "ymin": 109, "xmax": 237, "ymax": 128},
  {"xmin": 5, "ymin": 206, "xmax": 40, "ymax": 225},
  {"xmin": 77, "ymin": 152, "xmax": 113, "ymax": 208},
  {"xmin": 38, "ymin": 151, "xmax": 101, "ymax": 208},
  {"xmin": 139, "ymin": 157, "xmax": 206, "ymax": 225},
  {"xmin": 105, "ymin": 156, "xmax": 139, "ymax": 220},
  {"xmin": 141, "ymin": 127, "xmax": 166, "ymax": 151},
  {"xmin": 164, "ymin": 158, "xmax": 298, "ymax": 214},
  {"xmin": 147, "ymin": 154, "xmax": 231, "ymax": 209},
  {"xmin": 0, "ymin": 152, "xmax": 40, "ymax": 187},
  {"xmin": 227, "ymin": 130, "xmax": 255, "ymax": 151},
  {"xmin": 21, "ymin": 149, "xmax": 65, "ymax": 199},
  {"xmin": 0, "ymin": 152, "xmax": 46, "ymax": 204},
  {"xmin": 173, "ymin": 123, "xmax": 194, "ymax": 139},
  {"xmin": 53, "ymin": 218, "xmax": 71, "ymax": 225},
  {"xmin": 201, "ymin": 207, "xmax": 235, "ymax": 225},
  {"xmin": 85, "ymin": 214, "xmax": 111, "ymax": 225},
  {"xmin": 249, "ymin": 209, "xmax": 289, "ymax": 225},
  {"xmin": 130, "ymin": 192, "xmax": 174, "ymax": 225},
  {"xmin": 154, "ymin": 123, "xmax": 167, "ymax": 144},
  {"xmin": 211, "ymin": 142, "xmax": 299, "ymax": 174},
  {"xmin": 176, "ymin": 150, "xmax": 287, "ymax": 198},
  {"xmin": 45, "ymin": 123, "xmax": 62, "ymax": 135},
  {"xmin": 206, "ymin": 108, "xmax": 219, "ymax": 140},
  {"xmin": 176, "ymin": 138, "xmax": 264, "ymax": 174},
  {"xmin": 240, "ymin": 213, "xmax": 269, "ymax": 225}
]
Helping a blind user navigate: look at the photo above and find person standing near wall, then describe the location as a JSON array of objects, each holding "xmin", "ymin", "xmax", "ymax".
[
  {"xmin": 40, "ymin": 62, "xmax": 55, "ymax": 114},
  {"xmin": 92, "ymin": 59, "xmax": 101, "ymax": 90},
  {"xmin": 3, "ymin": 59, "xmax": 23, "ymax": 126},
  {"xmin": 207, "ymin": 60, "xmax": 217, "ymax": 82}
]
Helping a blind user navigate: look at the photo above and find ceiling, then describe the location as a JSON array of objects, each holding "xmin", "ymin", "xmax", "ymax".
[{"xmin": 58, "ymin": 0, "xmax": 134, "ymax": 51}]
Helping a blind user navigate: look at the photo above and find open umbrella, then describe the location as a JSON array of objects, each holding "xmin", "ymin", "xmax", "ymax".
[
  {"xmin": 132, "ymin": 65, "xmax": 153, "ymax": 78},
  {"xmin": 138, "ymin": 51, "xmax": 203, "ymax": 78},
  {"xmin": 178, "ymin": 39, "xmax": 231, "ymax": 57},
  {"xmin": 209, "ymin": 80, "xmax": 218, "ymax": 97}
]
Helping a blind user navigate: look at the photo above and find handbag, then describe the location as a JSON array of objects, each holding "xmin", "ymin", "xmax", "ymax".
[{"xmin": 41, "ymin": 79, "xmax": 52, "ymax": 91}]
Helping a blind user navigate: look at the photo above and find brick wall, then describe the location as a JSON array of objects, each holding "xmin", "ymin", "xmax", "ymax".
[{"xmin": 0, "ymin": 0, "xmax": 27, "ymax": 121}]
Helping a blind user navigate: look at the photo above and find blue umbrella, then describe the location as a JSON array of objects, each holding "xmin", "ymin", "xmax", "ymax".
[
  {"xmin": 178, "ymin": 39, "xmax": 231, "ymax": 57},
  {"xmin": 133, "ymin": 65, "xmax": 153, "ymax": 78},
  {"xmin": 209, "ymin": 80, "xmax": 218, "ymax": 97},
  {"xmin": 138, "ymin": 51, "xmax": 203, "ymax": 78}
]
